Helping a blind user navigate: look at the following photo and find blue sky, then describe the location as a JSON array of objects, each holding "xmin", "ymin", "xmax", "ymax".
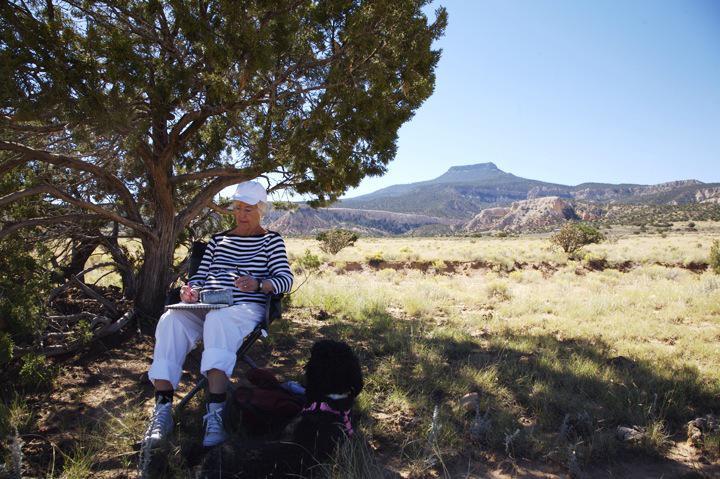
[{"xmin": 340, "ymin": 0, "xmax": 720, "ymax": 198}]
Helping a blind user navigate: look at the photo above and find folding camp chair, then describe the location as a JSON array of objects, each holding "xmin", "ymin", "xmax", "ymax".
[
  {"xmin": 165, "ymin": 241, "xmax": 284, "ymax": 410},
  {"xmin": 174, "ymin": 293, "xmax": 282, "ymax": 410}
]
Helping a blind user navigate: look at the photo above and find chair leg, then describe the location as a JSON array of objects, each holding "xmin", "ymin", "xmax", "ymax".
[
  {"xmin": 176, "ymin": 376, "xmax": 207, "ymax": 410},
  {"xmin": 240, "ymin": 355, "xmax": 258, "ymax": 369}
]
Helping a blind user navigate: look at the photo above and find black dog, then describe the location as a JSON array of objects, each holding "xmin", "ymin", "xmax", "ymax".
[{"xmin": 199, "ymin": 339, "xmax": 363, "ymax": 478}]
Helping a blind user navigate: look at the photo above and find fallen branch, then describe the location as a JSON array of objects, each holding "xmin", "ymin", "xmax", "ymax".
[
  {"xmin": 47, "ymin": 312, "xmax": 98, "ymax": 323},
  {"xmin": 16, "ymin": 310, "xmax": 135, "ymax": 357},
  {"xmin": 48, "ymin": 262, "xmax": 116, "ymax": 301},
  {"xmin": 69, "ymin": 275, "xmax": 119, "ymax": 317}
]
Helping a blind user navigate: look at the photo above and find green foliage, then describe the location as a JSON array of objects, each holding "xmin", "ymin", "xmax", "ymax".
[
  {"xmin": 272, "ymin": 201, "xmax": 299, "ymax": 212},
  {"xmin": 74, "ymin": 320, "xmax": 95, "ymax": 346},
  {"xmin": 710, "ymin": 240, "xmax": 720, "ymax": 274},
  {"xmin": 1, "ymin": 1, "xmax": 447, "ymax": 313},
  {"xmin": 18, "ymin": 354, "xmax": 57, "ymax": 392},
  {"xmin": 550, "ymin": 222, "xmax": 605, "ymax": 254},
  {"xmin": 316, "ymin": 229, "xmax": 359, "ymax": 256},
  {"xmin": 295, "ymin": 249, "xmax": 322, "ymax": 273},
  {"xmin": 0, "ymin": 236, "xmax": 51, "ymax": 341},
  {"xmin": 0, "ymin": 332, "xmax": 13, "ymax": 365}
]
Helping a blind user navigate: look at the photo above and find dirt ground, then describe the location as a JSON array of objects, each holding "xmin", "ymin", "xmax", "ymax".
[{"xmin": 17, "ymin": 310, "xmax": 720, "ymax": 479}]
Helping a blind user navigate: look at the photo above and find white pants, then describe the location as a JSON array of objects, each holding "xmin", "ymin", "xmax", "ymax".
[{"xmin": 148, "ymin": 303, "xmax": 265, "ymax": 389}]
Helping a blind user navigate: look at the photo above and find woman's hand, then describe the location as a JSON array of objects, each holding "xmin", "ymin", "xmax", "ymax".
[
  {"xmin": 180, "ymin": 284, "xmax": 200, "ymax": 303},
  {"xmin": 234, "ymin": 275, "xmax": 259, "ymax": 292}
]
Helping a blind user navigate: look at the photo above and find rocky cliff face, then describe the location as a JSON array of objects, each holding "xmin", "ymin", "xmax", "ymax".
[
  {"xmin": 695, "ymin": 187, "xmax": 720, "ymax": 204},
  {"xmin": 463, "ymin": 197, "xmax": 607, "ymax": 232},
  {"xmin": 464, "ymin": 197, "xmax": 577, "ymax": 232}
]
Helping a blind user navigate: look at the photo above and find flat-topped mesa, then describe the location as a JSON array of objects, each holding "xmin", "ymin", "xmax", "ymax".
[
  {"xmin": 445, "ymin": 162, "xmax": 499, "ymax": 173},
  {"xmin": 432, "ymin": 162, "xmax": 516, "ymax": 184}
]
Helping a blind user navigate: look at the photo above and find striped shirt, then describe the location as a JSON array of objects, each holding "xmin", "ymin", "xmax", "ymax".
[{"xmin": 188, "ymin": 231, "xmax": 293, "ymax": 306}]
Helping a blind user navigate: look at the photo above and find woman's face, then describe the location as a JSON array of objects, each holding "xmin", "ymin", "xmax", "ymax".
[{"xmin": 232, "ymin": 201, "xmax": 262, "ymax": 233}]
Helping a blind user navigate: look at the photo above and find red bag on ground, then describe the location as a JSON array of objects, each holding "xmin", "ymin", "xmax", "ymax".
[{"xmin": 233, "ymin": 368, "xmax": 304, "ymax": 436}]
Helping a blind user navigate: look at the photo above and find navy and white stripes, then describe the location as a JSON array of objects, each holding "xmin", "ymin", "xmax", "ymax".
[{"xmin": 188, "ymin": 231, "xmax": 294, "ymax": 305}]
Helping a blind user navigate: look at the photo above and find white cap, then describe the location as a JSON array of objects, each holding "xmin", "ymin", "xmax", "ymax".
[{"xmin": 231, "ymin": 181, "xmax": 267, "ymax": 205}]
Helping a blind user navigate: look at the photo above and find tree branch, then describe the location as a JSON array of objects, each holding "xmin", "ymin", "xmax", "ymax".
[
  {"xmin": 171, "ymin": 167, "xmax": 259, "ymax": 185},
  {"xmin": 0, "ymin": 214, "xmax": 105, "ymax": 240},
  {"xmin": 0, "ymin": 184, "xmax": 54, "ymax": 208},
  {"xmin": 40, "ymin": 182, "xmax": 158, "ymax": 241},
  {"xmin": 15, "ymin": 309, "xmax": 135, "ymax": 358},
  {"xmin": 174, "ymin": 167, "xmax": 265, "ymax": 230},
  {"xmin": 0, "ymin": 140, "xmax": 144, "ymax": 222},
  {"xmin": 0, "ymin": 115, "xmax": 68, "ymax": 133}
]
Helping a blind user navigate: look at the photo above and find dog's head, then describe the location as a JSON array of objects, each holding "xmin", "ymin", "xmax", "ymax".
[{"xmin": 304, "ymin": 339, "xmax": 363, "ymax": 411}]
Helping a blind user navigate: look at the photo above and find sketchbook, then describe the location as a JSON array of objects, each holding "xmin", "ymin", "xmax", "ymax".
[{"xmin": 165, "ymin": 302, "xmax": 229, "ymax": 311}]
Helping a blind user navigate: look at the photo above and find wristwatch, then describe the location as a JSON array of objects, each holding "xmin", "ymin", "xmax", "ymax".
[{"xmin": 255, "ymin": 280, "xmax": 263, "ymax": 292}]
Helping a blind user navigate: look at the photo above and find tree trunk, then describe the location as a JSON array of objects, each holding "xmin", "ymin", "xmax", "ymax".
[
  {"xmin": 102, "ymin": 225, "xmax": 138, "ymax": 299},
  {"xmin": 134, "ymin": 218, "xmax": 177, "ymax": 319},
  {"xmin": 62, "ymin": 236, "xmax": 102, "ymax": 282}
]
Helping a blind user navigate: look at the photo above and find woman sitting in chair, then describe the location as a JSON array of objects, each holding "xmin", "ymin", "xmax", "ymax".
[{"xmin": 144, "ymin": 180, "xmax": 293, "ymax": 448}]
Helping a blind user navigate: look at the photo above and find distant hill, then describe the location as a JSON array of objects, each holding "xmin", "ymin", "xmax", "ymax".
[
  {"xmin": 265, "ymin": 207, "xmax": 460, "ymax": 236},
  {"xmin": 266, "ymin": 163, "xmax": 720, "ymax": 235},
  {"xmin": 338, "ymin": 163, "xmax": 720, "ymax": 219},
  {"xmin": 338, "ymin": 163, "xmax": 570, "ymax": 219}
]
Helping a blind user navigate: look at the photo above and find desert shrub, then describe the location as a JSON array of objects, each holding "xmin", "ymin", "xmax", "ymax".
[
  {"xmin": 18, "ymin": 353, "xmax": 57, "ymax": 392},
  {"xmin": 551, "ymin": 222, "xmax": 605, "ymax": 255},
  {"xmin": 431, "ymin": 259, "xmax": 446, "ymax": 271},
  {"xmin": 710, "ymin": 240, "xmax": 720, "ymax": 274},
  {"xmin": 294, "ymin": 249, "xmax": 322, "ymax": 273},
  {"xmin": 316, "ymin": 229, "xmax": 359, "ymax": 256},
  {"xmin": 582, "ymin": 251, "xmax": 608, "ymax": 270},
  {"xmin": 486, "ymin": 281, "xmax": 511, "ymax": 301},
  {"xmin": 366, "ymin": 252, "xmax": 384, "ymax": 267}
]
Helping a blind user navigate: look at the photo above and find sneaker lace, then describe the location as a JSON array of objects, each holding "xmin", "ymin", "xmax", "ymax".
[
  {"xmin": 146, "ymin": 403, "xmax": 171, "ymax": 437},
  {"xmin": 203, "ymin": 408, "xmax": 224, "ymax": 435}
]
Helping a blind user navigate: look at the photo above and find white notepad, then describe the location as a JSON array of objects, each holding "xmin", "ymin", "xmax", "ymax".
[{"xmin": 165, "ymin": 302, "xmax": 229, "ymax": 311}]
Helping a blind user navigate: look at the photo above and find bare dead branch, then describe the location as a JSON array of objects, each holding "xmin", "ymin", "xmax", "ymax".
[
  {"xmin": 47, "ymin": 312, "xmax": 98, "ymax": 323},
  {"xmin": 16, "ymin": 310, "xmax": 135, "ymax": 358},
  {"xmin": 70, "ymin": 275, "xmax": 120, "ymax": 317}
]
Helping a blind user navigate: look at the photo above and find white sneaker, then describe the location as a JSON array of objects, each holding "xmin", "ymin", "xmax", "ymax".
[
  {"xmin": 202, "ymin": 404, "xmax": 227, "ymax": 447},
  {"xmin": 143, "ymin": 401, "xmax": 173, "ymax": 447}
]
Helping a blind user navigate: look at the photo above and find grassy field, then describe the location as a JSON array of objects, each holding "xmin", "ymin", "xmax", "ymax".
[
  {"xmin": 5, "ymin": 224, "xmax": 720, "ymax": 477},
  {"xmin": 282, "ymin": 226, "xmax": 720, "ymax": 476}
]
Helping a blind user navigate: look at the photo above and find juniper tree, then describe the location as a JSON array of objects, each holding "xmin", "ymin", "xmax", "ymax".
[{"xmin": 0, "ymin": 0, "xmax": 447, "ymax": 316}]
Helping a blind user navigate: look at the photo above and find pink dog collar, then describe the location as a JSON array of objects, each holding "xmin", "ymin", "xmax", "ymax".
[{"xmin": 302, "ymin": 401, "xmax": 354, "ymax": 436}]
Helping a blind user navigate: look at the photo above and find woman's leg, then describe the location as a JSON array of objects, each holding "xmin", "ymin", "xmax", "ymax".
[
  {"xmin": 200, "ymin": 302, "xmax": 265, "ymax": 387},
  {"xmin": 148, "ymin": 308, "xmax": 204, "ymax": 393},
  {"xmin": 200, "ymin": 302, "xmax": 264, "ymax": 446},
  {"xmin": 144, "ymin": 308, "xmax": 203, "ymax": 446}
]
